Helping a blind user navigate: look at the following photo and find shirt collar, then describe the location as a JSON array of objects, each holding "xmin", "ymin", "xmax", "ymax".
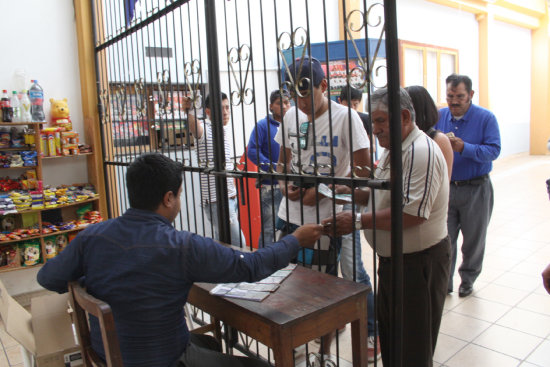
[
  {"xmin": 124, "ymin": 208, "xmax": 172, "ymax": 226},
  {"xmin": 401, "ymin": 125, "xmax": 422, "ymax": 152},
  {"xmin": 268, "ymin": 114, "xmax": 281, "ymax": 126}
]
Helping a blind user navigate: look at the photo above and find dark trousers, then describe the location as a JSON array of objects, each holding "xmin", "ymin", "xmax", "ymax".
[
  {"xmin": 447, "ymin": 178, "xmax": 494, "ymax": 290},
  {"xmin": 177, "ymin": 333, "xmax": 269, "ymax": 367},
  {"xmin": 377, "ymin": 237, "xmax": 451, "ymax": 367}
]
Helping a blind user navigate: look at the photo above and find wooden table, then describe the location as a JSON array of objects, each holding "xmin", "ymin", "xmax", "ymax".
[{"xmin": 188, "ymin": 266, "xmax": 369, "ymax": 367}]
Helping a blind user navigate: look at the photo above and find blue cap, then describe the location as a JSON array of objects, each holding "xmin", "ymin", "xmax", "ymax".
[{"xmin": 284, "ymin": 56, "xmax": 325, "ymax": 91}]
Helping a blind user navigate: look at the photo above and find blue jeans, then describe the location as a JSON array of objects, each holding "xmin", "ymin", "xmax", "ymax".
[
  {"xmin": 204, "ymin": 197, "xmax": 246, "ymax": 246},
  {"xmin": 257, "ymin": 186, "xmax": 282, "ymax": 247},
  {"xmin": 340, "ymin": 204, "xmax": 377, "ymax": 337}
]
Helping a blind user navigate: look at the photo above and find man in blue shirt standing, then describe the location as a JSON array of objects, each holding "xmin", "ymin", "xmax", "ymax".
[
  {"xmin": 247, "ymin": 89, "xmax": 291, "ymax": 247},
  {"xmin": 37, "ymin": 153, "xmax": 323, "ymax": 367},
  {"xmin": 435, "ymin": 74, "xmax": 501, "ymax": 297}
]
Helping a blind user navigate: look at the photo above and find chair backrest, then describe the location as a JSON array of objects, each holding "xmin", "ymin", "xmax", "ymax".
[{"xmin": 68, "ymin": 281, "xmax": 124, "ymax": 367}]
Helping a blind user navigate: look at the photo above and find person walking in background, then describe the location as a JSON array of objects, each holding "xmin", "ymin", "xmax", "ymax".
[
  {"xmin": 435, "ymin": 74, "xmax": 501, "ymax": 297},
  {"xmin": 184, "ymin": 93, "xmax": 246, "ymax": 246},
  {"xmin": 247, "ymin": 89, "xmax": 291, "ymax": 247},
  {"xmin": 406, "ymin": 85, "xmax": 453, "ymax": 181},
  {"xmin": 322, "ymin": 87, "xmax": 450, "ymax": 367},
  {"xmin": 337, "ymin": 85, "xmax": 380, "ymax": 361}
]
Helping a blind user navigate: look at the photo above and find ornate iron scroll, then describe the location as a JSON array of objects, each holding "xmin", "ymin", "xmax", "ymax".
[
  {"xmin": 344, "ymin": 3, "xmax": 387, "ymax": 89},
  {"xmin": 228, "ymin": 44, "xmax": 254, "ymax": 106},
  {"xmin": 277, "ymin": 27, "xmax": 310, "ymax": 98}
]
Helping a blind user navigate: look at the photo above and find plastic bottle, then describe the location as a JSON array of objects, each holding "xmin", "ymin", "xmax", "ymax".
[
  {"xmin": 19, "ymin": 90, "xmax": 32, "ymax": 122},
  {"xmin": 1, "ymin": 90, "xmax": 13, "ymax": 122},
  {"xmin": 29, "ymin": 80, "xmax": 45, "ymax": 122},
  {"xmin": 10, "ymin": 91, "xmax": 21, "ymax": 123}
]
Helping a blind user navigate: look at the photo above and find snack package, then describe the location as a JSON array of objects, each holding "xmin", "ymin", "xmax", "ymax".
[
  {"xmin": 55, "ymin": 233, "xmax": 68, "ymax": 252},
  {"xmin": 43, "ymin": 235, "xmax": 58, "ymax": 259},
  {"xmin": 21, "ymin": 240, "xmax": 41, "ymax": 266},
  {"xmin": 0, "ymin": 245, "xmax": 19, "ymax": 268}
]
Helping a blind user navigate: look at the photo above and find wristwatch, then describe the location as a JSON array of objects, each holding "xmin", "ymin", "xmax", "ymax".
[{"xmin": 355, "ymin": 212, "xmax": 362, "ymax": 230}]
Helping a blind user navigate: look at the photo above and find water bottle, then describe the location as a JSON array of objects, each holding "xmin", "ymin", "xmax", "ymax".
[
  {"xmin": 19, "ymin": 91, "xmax": 32, "ymax": 122},
  {"xmin": 29, "ymin": 80, "xmax": 45, "ymax": 122},
  {"xmin": 1, "ymin": 90, "xmax": 12, "ymax": 122},
  {"xmin": 10, "ymin": 91, "xmax": 21, "ymax": 123}
]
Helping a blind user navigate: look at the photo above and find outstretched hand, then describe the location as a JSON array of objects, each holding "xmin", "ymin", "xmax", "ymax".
[
  {"xmin": 292, "ymin": 224, "xmax": 324, "ymax": 248},
  {"xmin": 321, "ymin": 211, "xmax": 354, "ymax": 237}
]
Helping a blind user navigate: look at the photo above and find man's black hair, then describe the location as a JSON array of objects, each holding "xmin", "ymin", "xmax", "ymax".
[
  {"xmin": 405, "ymin": 85, "xmax": 439, "ymax": 132},
  {"xmin": 126, "ymin": 153, "xmax": 183, "ymax": 211},
  {"xmin": 204, "ymin": 92, "xmax": 229, "ymax": 110},
  {"xmin": 339, "ymin": 85, "xmax": 363, "ymax": 103},
  {"xmin": 269, "ymin": 89, "xmax": 290, "ymax": 104},
  {"xmin": 446, "ymin": 73, "xmax": 473, "ymax": 94}
]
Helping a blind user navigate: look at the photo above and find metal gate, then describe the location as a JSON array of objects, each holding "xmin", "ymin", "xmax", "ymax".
[{"xmin": 89, "ymin": 0, "xmax": 404, "ymax": 365}]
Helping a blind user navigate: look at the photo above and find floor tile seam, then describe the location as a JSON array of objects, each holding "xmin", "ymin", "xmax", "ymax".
[{"xmin": 467, "ymin": 340, "xmax": 526, "ymax": 363}]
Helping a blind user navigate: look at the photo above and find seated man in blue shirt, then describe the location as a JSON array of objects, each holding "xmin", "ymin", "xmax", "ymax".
[{"xmin": 37, "ymin": 152, "xmax": 323, "ymax": 367}]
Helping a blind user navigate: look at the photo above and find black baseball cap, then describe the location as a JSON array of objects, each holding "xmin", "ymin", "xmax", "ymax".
[{"xmin": 284, "ymin": 56, "xmax": 325, "ymax": 91}]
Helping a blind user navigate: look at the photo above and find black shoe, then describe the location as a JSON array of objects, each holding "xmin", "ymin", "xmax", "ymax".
[{"xmin": 458, "ymin": 285, "xmax": 473, "ymax": 297}]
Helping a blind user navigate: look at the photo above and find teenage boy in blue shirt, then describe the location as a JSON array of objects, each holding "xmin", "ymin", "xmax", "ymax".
[{"xmin": 247, "ymin": 89, "xmax": 291, "ymax": 247}]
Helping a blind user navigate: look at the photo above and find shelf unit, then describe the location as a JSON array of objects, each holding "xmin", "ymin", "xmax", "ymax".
[{"xmin": 0, "ymin": 121, "xmax": 100, "ymax": 272}]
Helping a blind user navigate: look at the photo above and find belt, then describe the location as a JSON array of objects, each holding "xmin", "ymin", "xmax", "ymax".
[
  {"xmin": 451, "ymin": 174, "xmax": 489, "ymax": 186},
  {"xmin": 378, "ymin": 236, "xmax": 450, "ymax": 263}
]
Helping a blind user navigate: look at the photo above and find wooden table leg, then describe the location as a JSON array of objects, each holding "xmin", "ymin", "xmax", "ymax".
[
  {"xmin": 350, "ymin": 307, "xmax": 369, "ymax": 366},
  {"xmin": 272, "ymin": 329, "xmax": 294, "ymax": 367}
]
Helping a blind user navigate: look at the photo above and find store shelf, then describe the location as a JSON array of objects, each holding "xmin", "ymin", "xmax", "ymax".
[
  {"xmin": 0, "ymin": 226, "xmax": 88, "ymax": 246},
  {"xmin": 42, "ymin": 153, "xmax": 93, "ymax": 160},
  {"xmin": 0, "ymin": 196, "xmax": 100, "ymax": 216},
  {"xmin": 0, "ymin": 146, "xmax": 36, "ymax": 151},
  {"xmin": 0, "ymin": 122, "xmax": 44, "ymax": 127},
  {"xmin": 0, "ymin": 166, "xmax": 37, "ymax": 170},
  {"xmin": 0, "ymin": 263, "xmax": 43, "ymax": 274}
]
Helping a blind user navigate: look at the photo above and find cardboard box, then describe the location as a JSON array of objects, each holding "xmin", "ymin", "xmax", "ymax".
[{"xmin": 0, "ymin": 281, "xmax": 83, "ymax": 366}]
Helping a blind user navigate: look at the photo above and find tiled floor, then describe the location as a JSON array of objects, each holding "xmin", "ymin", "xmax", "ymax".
[{"xmin": 0, "ymin": 152, "xmax": 549, "ymax": 366}]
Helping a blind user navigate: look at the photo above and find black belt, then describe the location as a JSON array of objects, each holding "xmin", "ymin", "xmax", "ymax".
[{"xmin": 451, "ymin": 174, "xmax": 489, "ymax": 186}]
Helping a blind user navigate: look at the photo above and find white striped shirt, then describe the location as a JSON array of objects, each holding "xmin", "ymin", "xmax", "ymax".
[
  {"xmin": 364, "ymin": 126, "xmax": 449, "ymax": 256},
  {"xmin": 195, "ymin": 120, "xmax": 236, "ymax": 204}
]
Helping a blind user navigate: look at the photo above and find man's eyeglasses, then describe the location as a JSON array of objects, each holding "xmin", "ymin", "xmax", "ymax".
[{"xmin": 299, "ymin": 121, "xmax": 309, "ymax": 150}]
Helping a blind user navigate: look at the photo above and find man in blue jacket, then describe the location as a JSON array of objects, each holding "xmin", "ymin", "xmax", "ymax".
[
  {"xmin": 435, "ymin": 74, "xmax": 501, "ymax": 297},
  {"xmin": 247, "ymin": 89, "xmax": 291, "ymax": 247},
  {"xmin": 37, "ymin": 152, "xmax": 323, "ymax": 367}
]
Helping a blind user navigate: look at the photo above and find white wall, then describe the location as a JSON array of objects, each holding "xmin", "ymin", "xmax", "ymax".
[
  {"xmin": 396, "ymin": 0, "xmax": 531, "ymax": 157},
  {"xmin": 489, "ymin": 20, "xmax": 531, "ymax": 155},
  {"xmin": 0, "ymin": 0, "xmax": 89, "ymax": 187}
]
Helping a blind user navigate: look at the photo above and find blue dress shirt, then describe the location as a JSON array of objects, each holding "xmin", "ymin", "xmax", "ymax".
[
  {"xmin": 247, "ymin": 115, "xmax": 280, "ymax": 185},
  {"xmin": 37, "ymin": 208, "xmax": 301, "ymax": 367},
  {"xmin": 435, "ymin": 103, "xmax": 501, "ymax": 181}
]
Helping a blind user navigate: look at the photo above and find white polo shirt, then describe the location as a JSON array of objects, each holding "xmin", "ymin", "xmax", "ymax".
[{"xmin": 364, "ymin": 126, "xmax": 449, "ymax": 257}]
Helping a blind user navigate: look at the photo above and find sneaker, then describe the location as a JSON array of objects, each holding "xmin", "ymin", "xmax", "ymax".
[
  {"xmin": 307, "ymin": 352, "xmax": 338, "ymax": 367},
  {"xmin": 367, "ymin": 335, "xmax": 381, "ymax": 362}
]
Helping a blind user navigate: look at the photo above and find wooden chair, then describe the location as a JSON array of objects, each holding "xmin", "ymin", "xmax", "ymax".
[{"xmin": 68, "ymin": 281, "xmax": 124, "ymax": 367}]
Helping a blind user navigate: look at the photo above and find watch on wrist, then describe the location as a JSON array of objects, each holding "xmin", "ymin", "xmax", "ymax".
[{"xmin": 355, "ymin": 212, "xmax": 362, "ymax": 230}]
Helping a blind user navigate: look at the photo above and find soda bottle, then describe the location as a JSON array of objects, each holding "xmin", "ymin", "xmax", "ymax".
[
  {"xmin": 29, "ymin": 80, "xmax": 45, "ymax": 122},
  {"xmin": 1, "ymin": 90, "xmax": 13, "ymax": 122},
  {"xmin": 10, "ymin": 91, "xmax": 21, "ymax": 123},
  {"xmin": 19, "ymin": 90, "xmax": 32, "ymax": 122}
]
